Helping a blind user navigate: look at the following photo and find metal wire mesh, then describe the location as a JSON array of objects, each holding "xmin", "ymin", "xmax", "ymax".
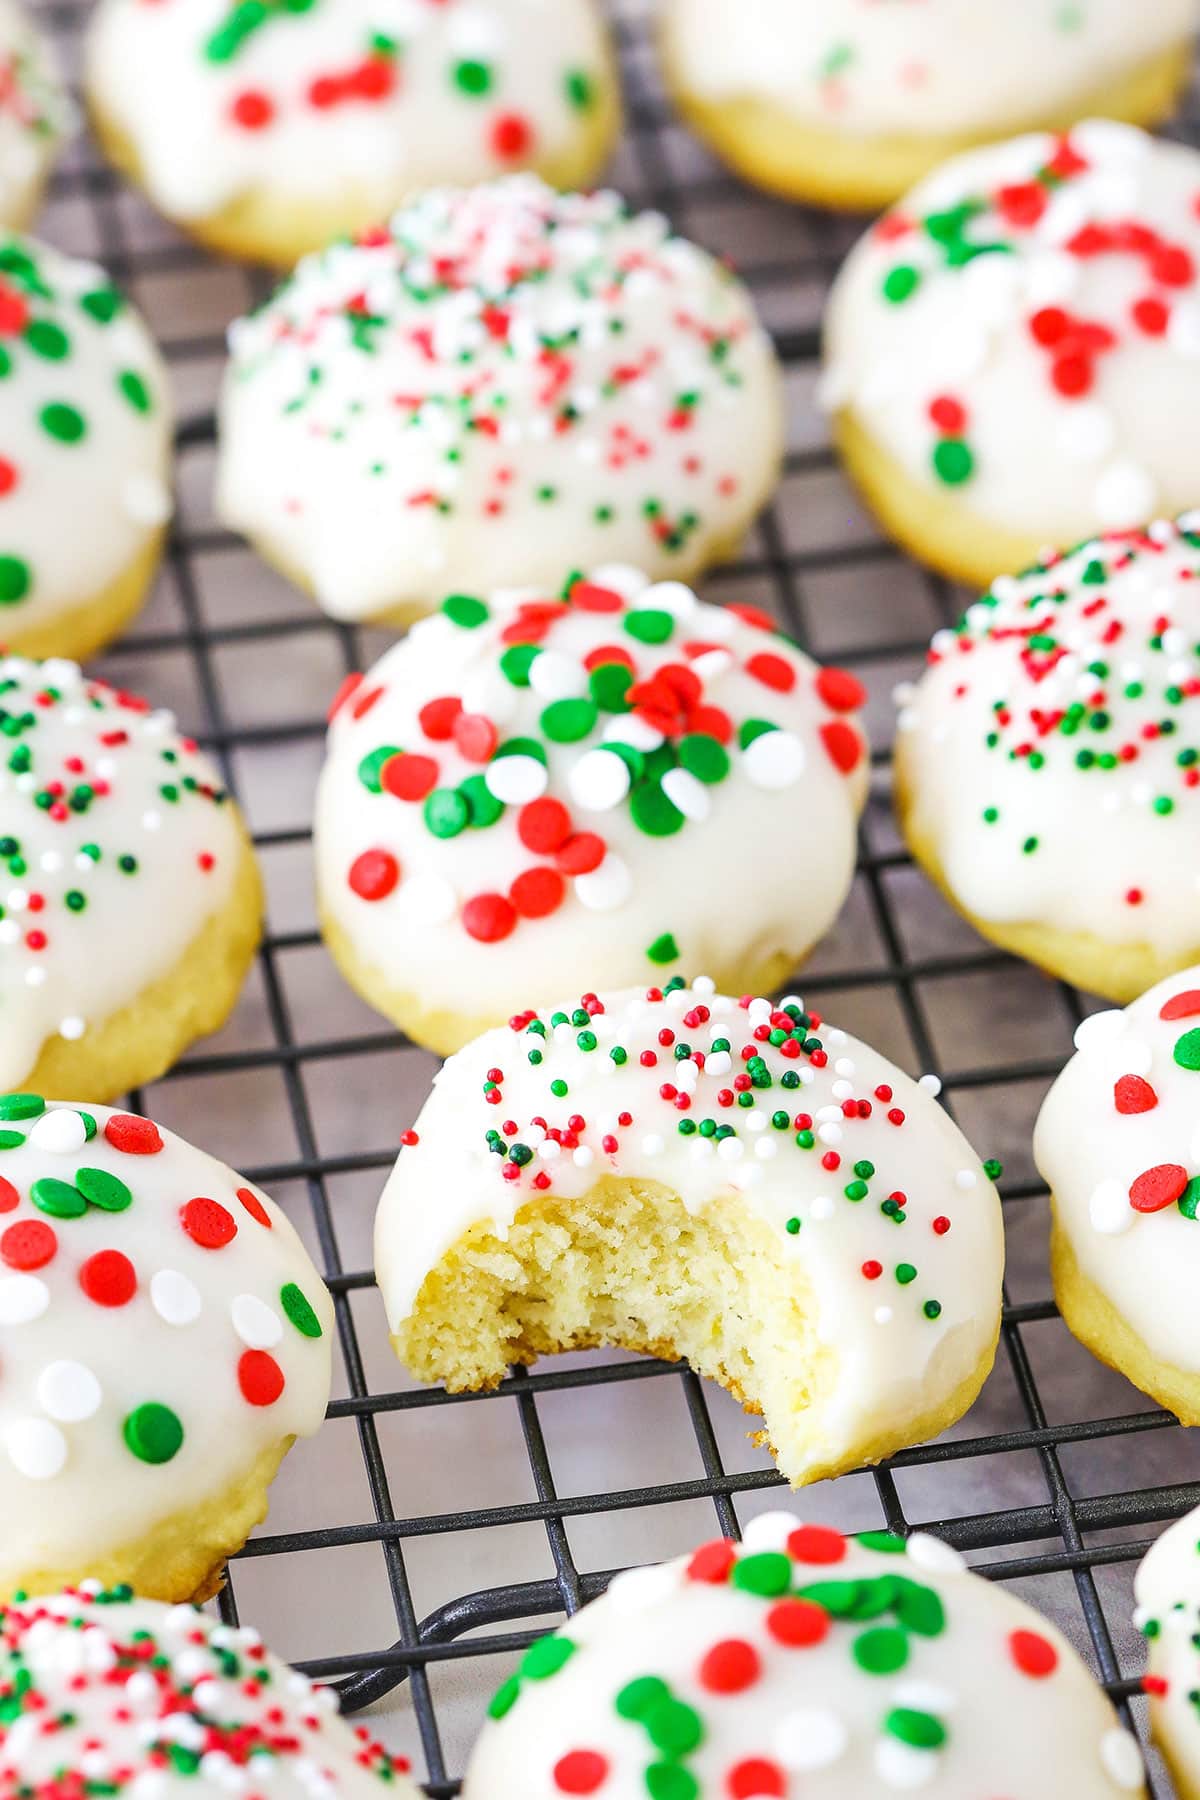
[{"xmin": 29, "ymin": 1, "xmax": 1200, "ymax": 1792}]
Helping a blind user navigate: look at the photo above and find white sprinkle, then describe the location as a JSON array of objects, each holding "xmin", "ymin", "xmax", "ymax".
[
  {"xmin": 569, "ymin": 747, "xmax": 630, "ymax": 811},
  {"xmin": 151, "ymin": 1268, "xmax": 203, "ymax": 1327},
  {"xmin": 27, "ymin": 1109, "xmax": 88, "ymax": 1155},
  {"xmin": 0, "ymin": 1274, "xmax": 49, "ymax": 1325},
  {"xmin": 811, "ymin": 1195, "xmax": 834, "ymax": 1221},
  {"xmin": 605, "ymin": 1563, "xmax": 682, "ymax": 1613},
  {"xmin": 740, "ymin": 1510, "xmax": 799, "ymax": 1551},
  {"xmin": 25, "ymin": 967, "xmax": 46, "ymax": 989},
  {"xmin": 705, "ymin": 1051, "xmax": 732, "ymax": 1076},
  {"xmin": 603, "ymin": 713, "xmax": 664, "ymax": 753},
  {"xmin": 905, "ymin": 1532, "xmax": 967, "ymax": 1575},
  {"xmin": 1089, "ymin": 1177, "xmax": 1133, "ymax": 1236},
  {"xmin": 573, "ymin": 1147, "xmax": 594, "ymax": 1168},
  {"xmin": 575, "ymin": 854, "xmax": 632, "ymax": 912},
  {"xmin": 1073, "ymin": 1009, "xmax": 1125, "ymax": 1053},
  {"xmin": 775, "ymin": 1708, "xmax": 849, "ymax": 1771},
  {"xmin": 954, "ymin": 1169, "xmax": 977, "ymax": 1191},
  {"xmin": 484, "ymin": 754, "xmax": 547, "ymax": 804},
  {"xmin": 6, "ymin": 1417, "xmax": 67, "ymax": 1480},
  {"xmin": 874, "ymin": 1738, "xmax": 939, "ymax": 1789},
  {"xmin": 817, "ymin": 1123, "xmax": 843, "ymax": 1146},
  {"xmin": 661, "ymin": 767, "xmax": 710, "ymax": 822},
  {"xmin": 917, "ymin": 1074, "xmax": 942, "ymax": 1097},
  {"xmin": 528, "ymin": 650, "xmax": 587, "ymax": 702},
  {"xmin": 643, "ymin": 581, "xmax": 698, "ymax": 619},
  {"xmin": 1098, "ymin": 1728, "xmax": 1144, "ymax": 1791},
  {"xmin": 141, "ymin": 810, "xmax": 161, "ymax": 833},
  {"xmin": 58, "ymin": 1016, "xmax": 86, "ymax": 1042},
  {"xmin": 874, "ymin": 1306, "xmax": 893, "ymax": 1325},
  {"xmin": 37, "ymin": 1360, "xmax": 102, "ymax": 1423},
  {"xmin": 692, "ymin": 976, "xmax": 716, "ymax": 997},
  {"xmin": 717, "ymin": 1135, "xmax": 745, "ymax": 1162},
  {"xmin": 744, "ymin": 729, "xmax": 805, "ymax": 789},
  {"xmin": 231, "ymin": 1294, "xmax": 283, "ymax": 1350},
  {"xmin": 892, "ymin": 1680, "xmax": 956, "ymax": 1714}
]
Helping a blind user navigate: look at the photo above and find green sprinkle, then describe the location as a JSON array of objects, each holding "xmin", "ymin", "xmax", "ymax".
[
  {"xmin": 487, "ymin": 1677, "xmax": 520, "ymax": 1720},
  {"xmin": 424, "ymin": 788, "xmax": 470, "ymax": 838},
  {"xmin": 0, "ymin": 1093, "xmax": 44, "ymax": 1121},
  {"xmin": 647, "ymin": 932, "xmax": 679, "ymax": 965},
  {"xmin": 885, "ymin": 1708, "xmax": 946, "ymax": 1749},
  {"xmin": 41, "ymin": 402, "xmax": 86, "ymax": 443},
  {"xmin": 74, "ymin": 1168, "xmax": 132, "ymax": 1213},
  {"xmin": 123, "ymin": 1402, "xmax": 184, "ymax": 1465},
  {"xmin": 932, "ymin": 438, "xmax": 974, "ymax": 485},
  {"xmin": 1175, "ymin": 1029, "xmax": 1200, "ymax": 1071},
  {"xmin": 442, "ymin": 593, "xmax": 489, "ymax": 629},
  {"xmin": 589, "ymin": 662, "xmax": 634, "ymax": 712},
  {"xmin": 541, "ymin": 698, "xmax": 598, "ymax": 743},
  {"xmin": 624, "ymin": 608, "xmax": 674, "ymax": 645},
  {"xmin": 678, "ymin": 733, "xmax": 730, "ymax": 784},
  {"xmin": 882, "ymin": 265, "xmax": 920, "ymax": 303},
  {"xmin": 500, "ymin": 644, "xmax": 540, "ymax": 686},
  {"xmin": 895, "ymin": 1263, "xmax": 917, "ymax": 1285},
  {"xmin": 453, "ymin": 58, "xmax": 492, "ymax": 95},
  {"xmin": 520, "ymin": 1636, "xmax": 575, "ymax": 1680},
  {"xmin": 631, "ymin": 781, "xmax": 684, "ymax": 837},
  {"xmin": 730, "ymin": 1552, "xmax": 791, "ymax": 1597},
  {"xmin": 644, "ymin": 1698, "xmax": 703, "ymax": 1756},
  {"xmin": 853, "ymin": 1625, "xmax": 909, "ymax": 1674},
  {"xmin": 460, "ymin": 774, "xmax": 505, "ymax": 828},
  {"xmin": 616, "ymin": 1676, "xmax": 669, "ymax": 1721},
  {"xmin": 30, "ymin": 1176, "xmax": 85, "ymax": 1219},
  {"xmin": 0, "ymin": 557, "xmax": 30, "ymax": 605},
  {"xmin": 281, "ymin": 1282, "xmax": 324, "ymax": 1338}
]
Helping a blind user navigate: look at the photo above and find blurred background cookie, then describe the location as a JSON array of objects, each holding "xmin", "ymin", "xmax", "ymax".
[{"xmin": 0, "ymin": 0, "xmax": 70, "ymax": 230}]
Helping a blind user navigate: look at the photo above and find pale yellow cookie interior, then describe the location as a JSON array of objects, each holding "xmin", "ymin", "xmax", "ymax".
[
  {"xmin": 394, "ymin": 1174, "xmax": 997, "ymax": 1485},
  {"xmin": 661, "ymin": 29, "xmax": 1191, "ymax": 211},
  {"xmin": 4, "ymin": 526, "xmax": 167, "ymax": 664},
  {"xmin": 3, "ymin": 1439, "xmax": 290, "ymax": 1606},
  {"xmin": 894, "ymin": 735, "xmax": 1200, "ymax": 1004},
  {"xmin": 1050, "ymin": 1211, "xmax": 1200, "ymax": 1424},
  {"xmin": 24, "ymin": 827, "xmax": 263, "ymax": 1102}
]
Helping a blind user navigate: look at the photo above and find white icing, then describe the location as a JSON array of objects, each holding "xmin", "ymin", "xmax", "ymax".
[
  {"xmin": 374, "ymin": 981, "xmax": 1005, "ymax": 1482},
  {"xmin": 824, "ymin": 126, "xmax": 1200, "ymax": 546},
  {"xmin": 0, "ymin": 656, "xmax": 246, "ymax": 1089},
  {"xmin": 216, "ymin": 177, "xmax": 783, "ymax": 623},
  {"xmin": 316, "ymin": 579, "xmax": 867, "ymax": 1025},
  {"xmin": 461, "ymin": 1523, "xmax": 1144, "ymax": 1797},
  {"xmin": 0, "ymin": 1101, "xmax": 333, "ymax": 1591},
  {"xmin": 0, "ymin": 1, "xmax": 69, "ymax": 228},
  {"xmin": 897, "ymin": 520, "xmax": 1200, "ymax": 955},
  {"xmin": 86, "ymin": 0, "xmax": 615, "ymax": 228},
  {"xmin": 1136, "ymin": 1502, "xmax": 1200, "ymax": 1795},
  {"xmin": 0, "ymin": 236, "xmax": 172, "ymax": 643}
]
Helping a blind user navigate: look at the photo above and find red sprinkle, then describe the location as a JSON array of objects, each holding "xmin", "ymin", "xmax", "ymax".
[
  {"xmin": 463, "ymin": 892, "xmax": 518, "ymax": 942},
  {"xmin": 237, "ymin": 1187, "xmax": 273, "ymax": 1229},
  {"xmin": 348, "ymin": 849, "xmax": 400, "ymax": 902},
  {"xmin": 553, "ymin": 1752, "xmax": 609, "ymax": 1795},
  {"xmin": 78, "ymin": 1249, "xmax": 137, "ymax": 1307},
  {"xmin": 1160, "ymin": 989, "xmax": 1200, "ymax": 1021},
  {"xmin": 786, "ymin": 1524, "xmax": 846, "ymax": 1565},
  {"xmin": 698, "ymin": 1639, "xmax": 761, "ymax": 1694},
  {"xmin": 687, "ymin": 1539, "xmax": 736, "ymax": 1584},
  {"xmin": 104, "ymin": 1114, "xmax": 163, "ymax": 1156},
  {"xmin": 1129, "ymin": 1163, "xmax": 1189, "ymax": 1213},
  {"xmin": 1009, "ymin": 1629, "xmax": 1059, "ymax": 1678},
  {"xmin": 766, "ymin": 1598, "xmax": 829, "ymax": 1647},
  {"xmin": 238, "ymin": 1350, "xmax": 285, "ymax": 1407},
  {"xmin": 180, "ymin": 1197, "xmax": 239, "ymax": 1249},
  {"xmin": 0, "ymin": 1219, "xmax": 56, "ymax": 1271},
  {"xmin": 1114, "ymin": 1074, "xmax": 1158, "ymax": 1115}
]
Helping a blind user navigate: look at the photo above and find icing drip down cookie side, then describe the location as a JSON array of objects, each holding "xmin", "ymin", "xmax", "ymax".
[{"xmin": 375, "ymin": 980, "xmax": 1005, "ymax": 1486}]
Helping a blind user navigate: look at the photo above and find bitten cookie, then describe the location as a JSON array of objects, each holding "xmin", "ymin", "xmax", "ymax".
[
  {"xmin": 0, "ymin": 1098, "xmax": 333, "ymax": 1602},
  {"xmin": 216, "ymin": 176, "xmax": 784, "ymax": 627},
  {"xmin": 1135, "ymin": 1502, "xmax": 1200, "ymax": 1800},
  {"xmin": 0, "ymin": 655, "xmax": 262, "ymax": 1101},
  {"xmin": 317, "ymin": 572, "xmax": 868, "ymax": 1057},
  {"xmin": 823, "ymin": 121, "xmax": 1200, "ymax": 591},
  {"xmin": 1034, "ymin": 971, "xmax": 1200, "ymax": 1422},
  {"xmin": 85, "ymin": 0, "xmax": 619, "ymax": 266},
  {"xmin": 0, "ymin": 1586, "xmax": 417, "ymax": 1793},
  {"xmin": 0, "ymin": 0, "xmax": 70, "ymax": 230},
  {"xmin": 375, "ymin": 979, "xmax": 1005, "ymax": 1487},
  {"xmin": 464, "ymin": 1514, "xmax": 1146, "ymax": 1798},
  {"xmin": 0, "ymin": 234, "xmax": 172, "ymax": 660},
  {"xmin": 894, "ymin": 518, "xmax": 1200, "ymax": 1004},
  {"xmin": 661, "ymin": 0, "xmax": 1197, "ymax": 212}
]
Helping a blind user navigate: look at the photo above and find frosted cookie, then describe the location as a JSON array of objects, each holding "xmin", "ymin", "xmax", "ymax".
[
  {"xmin": 375, "ymin": 979, "xmax": 1005, "ymax": 1487},
  {"xmin": 823, "ymin": 122, "xmax": 1200, "ymax": 592},
  {"xmin": 463, "ymin": 1515, "xmax": 1146, "ymax": 1798},
  {"xmin": 895, "ymin": 518, "xmax": 1200, "ymax": 1004},
  {"xmin": 317, "ymin": 573, "xmax": 868, "ymax": 1057},
  {"xmin": 216, "ymin": 177, "xmax": 784, "ymax": 627},
  {"xmin": 0, "ymin": 1586, "xmax": 418, "ymax": 1793},
  {"xmin": 85, "ymin": 0, "xmax": 619, "ymax": 266},
  {"xmin": 662, "ymin": 0, "xmax": 1197, "ymax": 212},
  {"xmin": 0, "ymin": 234, "xmax": 172, "ymax": 660},
  {"xmin": 1034, "ymin": 970, "xmax": 1200, "ymax": 1422},
  {"xmin": 0, "ymin": 1099, "xmax": 333, "ymax": 1601},
  {"xmin": 0, "ymin": 0, "xmax": 70, "ymax": 230},
  {"xmin": 0, "ymin": 655, "xmax": 262, "ymax": 1101},
  {"xmin": 1135, "ymin": 1502, "xmax": 1200, "ymax": 1799}
]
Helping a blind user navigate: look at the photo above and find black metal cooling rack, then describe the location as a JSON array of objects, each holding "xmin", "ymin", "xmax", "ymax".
[{"xmin": 30, "ymin": 1, "xmax": 1200, "ymax": 1792}]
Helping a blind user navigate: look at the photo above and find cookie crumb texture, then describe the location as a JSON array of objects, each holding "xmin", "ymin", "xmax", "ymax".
[
  {"xmin": 375, "ymin": 981, "xmax": 1005, "ymax": 1486},
  {"xmin": 317, "ymin": 573, "xmax": 867, "ymax": 1054},
  {"xmin": 464, "ymin": 1518, "xmax": 1146, "ymax": 1797},
  {"xmin": 1135, "ymin": 1500, "xmax": 1200, "ymax": 1800},
  {"xmin": 0, "ymin": 1100, "xmax": 333, "ymax": 1602},
  {"xmin": 824, "ymin": 122, "xmax": 1200, "ymax": 585},
  {"xmin": 217, "ymin": 176, "xmax": 784, "ymax": 623},
  {"xmin": 0, "ymin": 0, "xmax": 69, "ymax": 230},
  {"xmin": 1036, "ymin": 971, "xmax": 1200, "ymax": 1420},
  {"xmin": 0, "ymin": 655, "xmax": 261, "ymax": 1099},
  {"xmin": 0, "ymin": 1585, "xmax": 416, "ymax": 1793},
  {"xmin": 896, "ymin": 517, "xmax": 1200, "ymax": 1001},
  {"xmin": 86, "ymin": 0, "xmax": 619, "ymax": 262}
]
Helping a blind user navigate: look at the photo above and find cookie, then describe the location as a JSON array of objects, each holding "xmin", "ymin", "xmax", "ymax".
[
  {"xmin": 216, "ymin": 176, "xmax": 784, "ymax": 627},
  {"xmin": 894, "ymin": 517, "xmax": 1200, "ymax": 1004},
  {"xmin": 1035, "ymin": 971, "xmax": 1200, "ymax": 1422},
  {"xmin": 0, "ymin": 0, "xmax": 70, "ymax": 230},
  {"xmin": 1135, "ymin": 1502, "xmax": 1200, "ymax": 1800},
  {"xmin": 0, "ymin": 1584, "xmax": 417, "ymax": 1792},
  {"xmin": 317, "ymin": 571, "xmax": 868, "ymax": 1057},
  {"xmin": 85, "ymin": 0, "xmax": 619, "ymax": 266},
  {"xmin": 464, "ymin": 1514, "xmax": 1146, "ymax": 1798},
  {"xmin": 0, "ymin": 654, "xmax": 262, "ymax": 1101},
  {"xmin": 0, "ymin": 1098, "xmax": 333, "ymax": 1602},
  {"xmin": 823, "ymin": 121, "xmax": 1200, "ymax": 591},
  {"xmin": 375, "ymin": 978, "xmax": 1005, "ymax": 1487},
  {"xmin": 662, "ymin": 0, "xmax": 1196, "ymax": 212},
  {"xmin": 0, "ymin": 233, "xmax": 173, "ymax": 660}
]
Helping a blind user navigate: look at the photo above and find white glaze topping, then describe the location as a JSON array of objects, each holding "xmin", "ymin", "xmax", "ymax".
[
  {"xmin": 823, "ymin": 123, "xmax": 1200, "ymax": 546},
  {"xmin": 86, "ymin": 0, "xmax": 615, "ymax": 226},
  {"xmin": 0, "ymin": 1099, "xmax": 333, "ymax": 1592},
  {"xmin": 0, "ymin": 655, "xmax": 247, "ymax": 1088},
  {"xmin": 896, "ymin": 518, "xmax": 1200, "ymax": 954},
  {"xmin": 316, "ymin": 573, "xmax": 867, "ymax": 1020},
  {"xmin": 0, "ymin": 1586, "xmax": 415, "ymax": 1795},
  {"xmin": 0, "ymin": 233, "xmax": 172, "ymax": 637},
  {"xmin": 0, "ymin": 0, "xmax": 69, "ymax": 228},
  {"xmin": 375, "ymin": 980, "xmax": 1005, "ymax": 1478},
  {"xmin": 462, "ymin": 1517, "xmax": 1145, "ymax": 1797},
  {"xmin": 1035, "ymin": 966, "xmax": 1200, "ymax": 1374},
  {"xmin": 216, "ymin": 176, "xmax": 783, "ymax": 623},
  {"xmin": 666, "ymin": 0, "xmax": 1196, "ymax": 139},
  {"xmin": 1134, "ymin": 1501, "xmax": 1200, "ymax": 1792}
]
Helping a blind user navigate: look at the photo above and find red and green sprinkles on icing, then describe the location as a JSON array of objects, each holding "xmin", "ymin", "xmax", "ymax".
[
  {"xmin": 1110, "ymin": 986, "xmax": 1200, "ymax": 1224},
  {"xmin": 334, "ymin": 579, "xmax": 866, "ymax": 954}
]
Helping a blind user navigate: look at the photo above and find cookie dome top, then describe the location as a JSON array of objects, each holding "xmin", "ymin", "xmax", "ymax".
[
  {"xmin": 1134, "ymin": 1500, "xmax": 1200, "ymax": 1788},
  {"xmin": 897, "ymin": 517, "xmax": 1200, "ymax": 954},
  {"xmin": 0, "ymin": 234, "xmax": 171, "ymax": 637},
  {"xmin": 668, "ymin": 0, "xmax": 1196, "ymax": 137},
  {"xmin": 217, "ymin": 176, "xmax": 782, "ymax": 620},
  {"xmin": 317, "ymin": 571, "xmax": 866, "ymax": 1018},
  {"xmin": 463, "ymin": 1514, "xmax": 1145, "ymax": 1797},
  {"xmin": 1035, "ymin": 968, "xmax": 1200, "ymax": 1374},
  {"xmin": 0, "ymin": 1097, "xmax": 333, "ymax": 1595},
  {"xmin": 0, "ymin": 656, "xmax": 248, "ymax": 1088},
  {"xmin": 0, "ymin": 1, "xmax": 70, "ymax": 227},
  {"xmin": 0, "ymin": 1584, "xmax": 413, "ymax": 1795},
  {"xmin": 824, "ymin": 122, "xmax": 1200, "ymax": 544}
]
